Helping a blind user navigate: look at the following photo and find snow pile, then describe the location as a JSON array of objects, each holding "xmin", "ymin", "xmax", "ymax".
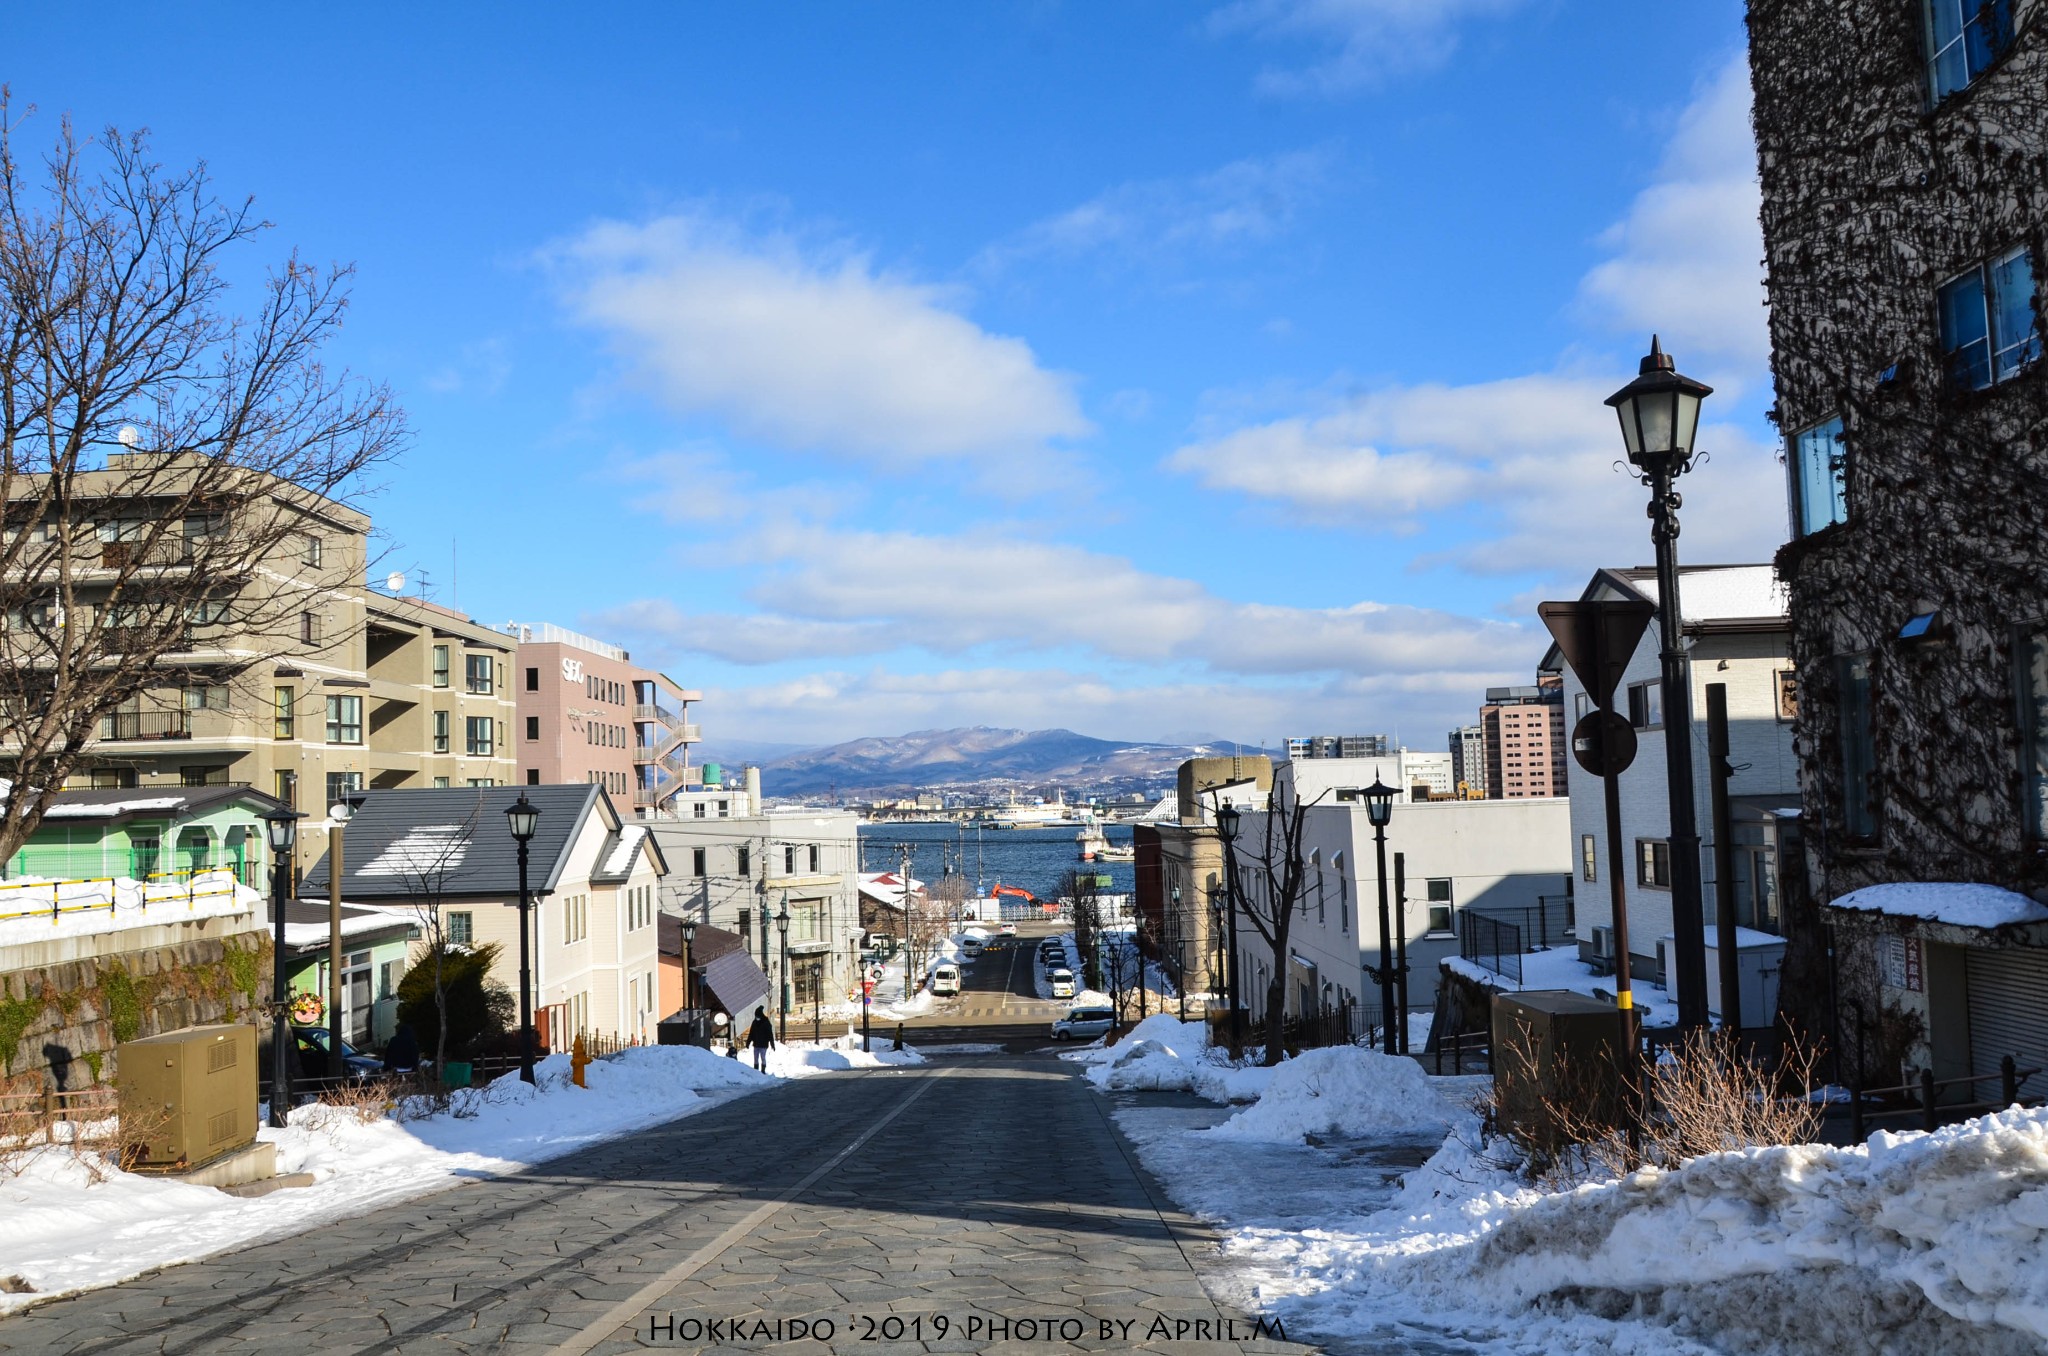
[
  {"xmin": 1446, "ymin": 944, "xmax": 1681, "ymax": 1029},
  {"xmin": 1829, "ymin": 881, "xmax": 2048, "ymax": 931},
  {"xmin": 0, "ymin": 1044, "xmax": 781, "ymax": 1312},
  {"xmin": 1080, "ymin": 1015, "xmax": 1276, "ymax": 1103},
  {"xmin": 0, "ymin": 870, "xmax": 257, "ymax": 947},
  {"xmin": 1205, "ymin": 1047, "xmax": 1453, "ymax": 1142},
  {"xmin": 768, "ymin": 1041, "xmax": 924, "ymax": 1072}
]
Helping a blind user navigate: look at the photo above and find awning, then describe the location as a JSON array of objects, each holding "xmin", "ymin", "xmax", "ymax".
[{"xmin": 698, "ymin": 950, "xmax": 773, "ymax": 1018}]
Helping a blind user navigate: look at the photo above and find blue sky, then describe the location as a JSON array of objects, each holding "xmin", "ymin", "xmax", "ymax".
[{"xmin": 12, "ymin": 1, "xmax": 1782, "ymax": 749}]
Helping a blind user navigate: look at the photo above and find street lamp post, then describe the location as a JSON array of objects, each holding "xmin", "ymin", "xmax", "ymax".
[
  {"xmin": 776, "ymin": 900, "xmax": 791, "ymax": 1043},
  {"xmin": 1171, "ymin": 885, "xmax": 1186, "ymax": 1022},
  {"xmin": 1215, "ymin": 803, "xmax": 1245, "ymax": 1050},
  {"xmin": 503, "ymin": 793, "xmax": 541, "ymax": 1084},
  {"xmin": 325, "ymin": 791, "xmax": 364, "ymax": 1079},
  {"xmin": 1362, "ymin": 779, "xmax": 1398, "ymax": 1056},
  {"xmin": 1606, "ymin": 335, "xmax": 1715, "ymax": 1030},
  {"xmin": 260, "ymin": 808, "xmax": 302, "ymax": 1129},
  {"xmin": 811, "ymin": 958, "xmax": 823, "ymax": 1042},
  {"xmin": 680, "ymin": 918, "xmax": 698, "ymax": 1016}
]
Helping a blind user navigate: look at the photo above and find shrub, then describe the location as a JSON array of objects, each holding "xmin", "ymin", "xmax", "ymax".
[{"xmin": 396, "ymin": 943, "xmax": 514, "ymax": 1059}]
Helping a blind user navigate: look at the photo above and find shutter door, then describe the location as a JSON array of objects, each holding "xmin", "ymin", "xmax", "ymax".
[{"xmin": 1964, "ymin": 947, "xmax": 2048, "ymax": 1086}]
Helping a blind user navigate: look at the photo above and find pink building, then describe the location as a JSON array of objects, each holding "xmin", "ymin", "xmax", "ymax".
[
  {"xmin": 502, "ymin": 623, "xmax": 700, "ymax": 814},
  {"xmin": 1482, "ymin": 680, "xmax": 1566, "ymax": 799}
]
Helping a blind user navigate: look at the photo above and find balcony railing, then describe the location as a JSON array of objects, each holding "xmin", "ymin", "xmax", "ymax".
[{"xmin": 99, "ymin": 711, "xmax": 191, "ymax": 741}]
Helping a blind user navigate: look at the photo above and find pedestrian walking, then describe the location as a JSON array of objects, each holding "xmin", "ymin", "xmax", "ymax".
[
  {"xmin": 382, "ymin": 1023, "xmax": 419, "ymax": 1074},
  {"xmin": 747, "ymin": 1005, "xmax": 776, "ymax": 1072}
]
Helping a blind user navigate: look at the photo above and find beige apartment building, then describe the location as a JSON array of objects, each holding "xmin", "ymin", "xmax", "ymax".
[
  {"xmin": 502, "ymin": 623, "xmax": 700, "ymax": 815},
  {"xmin": 3, "ymin": 454, "xmax": 515, "ymax": 825}
]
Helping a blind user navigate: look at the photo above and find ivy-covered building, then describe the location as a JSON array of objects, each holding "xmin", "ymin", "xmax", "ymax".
[{"xmin": 1750, "ymin": 0, "xmax": 2048, "ymax": 1085}]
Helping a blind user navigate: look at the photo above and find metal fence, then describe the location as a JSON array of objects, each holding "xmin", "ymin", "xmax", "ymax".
[{"xmin": 1457, "ymin": 895, "xmax": 1576, "ymax": 982}]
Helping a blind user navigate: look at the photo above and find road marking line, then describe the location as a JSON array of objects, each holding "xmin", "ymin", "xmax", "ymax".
[{"xmin": 543, "ymin": 1068, "xmax": 955, "ymax": 1356}]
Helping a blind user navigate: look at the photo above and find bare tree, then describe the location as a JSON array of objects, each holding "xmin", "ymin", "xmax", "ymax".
[
  {"xmin": 1062, "ymin": 869, "xmax": 1103, "ymax": 991},
  {"xmin": 0, "ymin": 98, "xmax": 404, "ymax": 859},
  {"xmin": 379, "ymin": 796, "xmax": 488, "ymax": 1077},
  {"xmin": 1220, "ymin": 782, "xmax": 1324, "ymax": 1066}
]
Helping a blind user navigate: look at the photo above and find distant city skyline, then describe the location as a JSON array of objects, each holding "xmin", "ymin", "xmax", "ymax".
[{"xmin": 12, "ymin": 2, "xmax": 1780, "ymax": 747}]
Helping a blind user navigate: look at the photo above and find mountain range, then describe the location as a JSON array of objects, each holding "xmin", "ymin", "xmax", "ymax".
[{"xmin": 734, "ymin": 726, "xmax": 1241, "ymax": 798}]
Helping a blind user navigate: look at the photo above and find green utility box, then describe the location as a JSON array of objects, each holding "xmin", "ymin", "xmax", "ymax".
[
  {"xmin": 116, "ymin": 1023, "xmax": 258, "ymax": 1172},
  {"xmin": 1492, "ymin": 990, "xmax": 1635, "ymax": 1154}
]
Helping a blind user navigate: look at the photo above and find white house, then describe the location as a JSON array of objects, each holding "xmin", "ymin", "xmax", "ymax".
[
  {"xmin": 1545, "ymin": 565, "xmax": 1801, "ymax": 1025},
  {"xmin": 1231, "ymin": 793, "xmax": 1571, "ymax": 1027}
]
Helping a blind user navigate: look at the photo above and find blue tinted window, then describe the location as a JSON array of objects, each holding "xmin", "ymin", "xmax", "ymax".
[
  {"xmin": 1926, "ymin": 0, "xmax": 2013, "ymax": 101},
  {"xmin": 1991, "ymin": 248, "xmax": 2040, "ymax": 381},
  {"xmin": 1941, "ymin": 251, "xmax": 2039, "ymax": 391},
  {"xmin": 1940, "ymin": 268, "xmax": 1991, "ymax": 389},
  {"xmin": 1790, "ymin": 417, "xmax": 1848, "ymax": 537}
]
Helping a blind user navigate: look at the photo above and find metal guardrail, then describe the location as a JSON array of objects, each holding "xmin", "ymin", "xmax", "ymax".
[{"xmin": 99, "ymin": 710, "xmax": 191, "ymax": 740}]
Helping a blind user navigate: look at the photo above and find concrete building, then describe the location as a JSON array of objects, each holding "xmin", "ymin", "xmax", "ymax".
[
  {"xmin": 1449, "ymin": 725, "xmax": 1488, "ymax": 799},
  {"xmin": 1131, "ymin": 756, "xmax": 1274, "ymax": 1003},
  {"xmin": 1544, "ymin": 565, "xmax": 1799, "ymax": 1022},
  {"xmin": 1286, "ymin": 734, "xmax": 1392, "ymax": 760},
  {"xmin": 500, "ymin": 623, "xmax": 700, "ymax": 815},
  {"xmin": 1233, "ymin": 795, "xmax": 1572, "ymax": 1027},
  {"xmin": 1750, "ymin": 0, "xmax": 2048, "ymax": 1085},
  {"xmin": 1278, "ymin": 750, "xmax": 1455, "ymax": 806},
  {"xmin": 1480, "ymin": 682, "xmax": 1565, "ymax": 799},
  {"xmin": 302, "ymin": 784, "xmax": 668, "ymax": 1045}
]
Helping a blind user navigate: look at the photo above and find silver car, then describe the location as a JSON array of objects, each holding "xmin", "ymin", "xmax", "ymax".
[{"xmin": 1051, "ymin": 1007, "xmax": 1114, "ymax": 1041}]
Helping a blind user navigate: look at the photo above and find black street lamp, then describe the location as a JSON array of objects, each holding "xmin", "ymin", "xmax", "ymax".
[
  {"xmin": 1606, "ymin": 335, "xmax": 1714, "ymax": 1030},
  {"xmin": 776, "ymin": 899, "xmax": 791, "ymax": 1042},
  {"xmin": 261, "ymin": 807, "xmax": 302, "ymax": 1129},
  {"xmin": 1215, "ymin": 802, "xmax": 1245, "ymax": 1050},
  {"xmin": 325, "ymin": 791, "xmax": 365, "ymax": 1083},
  {"xmin": 810, "ymin": 958, "xmax": 823, "ymax": 1042},
  {"xmin": 503, "ymin": 793, "xmax": 541, "ymax": 1084},
  {"xmin": 1362, "ymin": 777, "xmax": 1397, "ymax": 1055},
  {"xmin": 1171, "ymin": 884, "xmax": 1187, "ymax": 1022},
  {"xmin": 681, "ymin": 918, "xmax": 699, "ymax": 1016}
]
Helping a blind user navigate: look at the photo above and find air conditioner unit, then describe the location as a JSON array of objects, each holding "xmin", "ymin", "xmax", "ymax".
[
  {"xmin": 1655, "ymin": 941, "xmax": 1670, "ymax": 990},
  {"xmin": 1590, "ymin": 926, "xmax": 1613, "ymax": 959}
]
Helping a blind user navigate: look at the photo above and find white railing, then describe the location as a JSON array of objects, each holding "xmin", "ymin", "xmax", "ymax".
[{"xmin": 497, "ymin": 621, "xmax": 627, "ymax": 662}]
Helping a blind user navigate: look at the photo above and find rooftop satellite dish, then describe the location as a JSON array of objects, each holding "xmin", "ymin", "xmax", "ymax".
[
  {"xmin": 116, "ymin": 425, "xmax": 141, "ymax": 448},
  {"xmin": 385, "ymin": 571, "xmax": 406, "ymax": 592}
]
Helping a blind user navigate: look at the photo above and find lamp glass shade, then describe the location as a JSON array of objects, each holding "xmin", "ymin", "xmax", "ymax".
[
  {"xmin": 1363, "ymin": 778, "xmax": 1396, "ymax": 827},
  {"xmin": 776, "ymin": 908, "xmax": 790, "ymax": 934},
  {"xmin": 261, "ymin": 809, "xmax": 298, "ymax": 852},
  {"xmin": 504, "ymin": 794, "xmax": 541, "ymax": 842},
  {"xmin": 1604, "ymin": 340, "xmax": 1712, "ymax": 468},
  {"xmin": 329, "ymin": 800, "xmax": 354, "ymax": 824},
  {"xmin": 681, "ymin": 920, "xmax": 698, "ymax": 944},
  {"xmin": 1215, "ymin": 804, "xmax": 1241, "ymax": 844}
]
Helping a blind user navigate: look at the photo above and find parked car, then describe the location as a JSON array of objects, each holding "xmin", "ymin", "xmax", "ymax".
[
  {"xmin": 959, "ymin": 935, "xmax": 985, "ymax": 957},
  {"xmin": 931, "ymin": 964, "xmax": 962, "ymax": 996},
  {"xmin": 291, "ymin": 1026, "xmax": 382, "ymax": 1081},
  {"xmin": 1051, "ymin": 1007, "xmax": 1114, "ymax": 1041},
  {"xmin": 1048, "ymin": 968, "xmax": 1076, "ymax": 999}
]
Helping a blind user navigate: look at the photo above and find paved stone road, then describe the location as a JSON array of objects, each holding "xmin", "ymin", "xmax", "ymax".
[{"xmin": 0, "ymin": 1053, "xmax": 1324, "ymax": 1356}]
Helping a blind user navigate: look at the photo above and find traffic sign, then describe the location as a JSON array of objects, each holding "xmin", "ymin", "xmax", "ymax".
[
  {"xmin": 1571, "ymin": 710, "xmax": 1639, "ymax": 777},
  {"xmin": 1539, "ymin": 600, "xmax": 1655, "ymax": 711}
]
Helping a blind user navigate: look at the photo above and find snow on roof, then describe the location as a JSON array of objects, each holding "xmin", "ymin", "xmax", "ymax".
[
  {"xmin": 356, "ymin": 825, "xmax": 473, "ymax": 879},
  {"xmin": 1828, "ymin": 882, "xmax": 2048, "ymax": 931},
  {"xmin": 602, "ymin": 824, "xmax": 648, "ymax": 877},
  {"xmin": 1621, "ymin": 564, "xmax": 1787, "ymax": 621},
  {"xmin": 41, "ymin": 797, "xmax": 185, "ymax": 819},
  {"xmin": 281, "ymin": 903, "xmax": 417, "ymax": 949}
]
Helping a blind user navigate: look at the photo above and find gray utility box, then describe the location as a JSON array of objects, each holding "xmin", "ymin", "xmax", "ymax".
[
  {"xmin": 117, "ymin": 1023, "xmax": 258, "ymax": 1172},
  {"xmin": 1492, "ymin": 990, "xmax": 1634, "ymax": 1153}
]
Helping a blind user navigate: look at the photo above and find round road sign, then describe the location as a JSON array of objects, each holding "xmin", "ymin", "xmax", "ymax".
[{"xmin": 1571, "ymin": 710, "xmax": 1639, "ymax": 777}]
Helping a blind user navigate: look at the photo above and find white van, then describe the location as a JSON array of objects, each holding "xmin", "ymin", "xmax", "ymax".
[
  {"xmin": 1048, "ymin": 968, "xmax": 1076, "ymax": 999},
  {"xmin": 931, "ymin": 964, "xmax": 962, "ymax": 996}
]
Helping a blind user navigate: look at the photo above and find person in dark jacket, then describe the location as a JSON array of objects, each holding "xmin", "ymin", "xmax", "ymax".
[
  {"xmin": 383, "ymin": 1023, "xmax": 420, "ymax": 1074},
  {"xmin": 746, "ymin": 1006, "xmax": 776, "ymax": 1071}
]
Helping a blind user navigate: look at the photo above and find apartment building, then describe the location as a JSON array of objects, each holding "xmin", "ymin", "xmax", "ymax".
[
  {"xmin": 1750, "ymin": 0, "xmax": 2048, "ymax": 1083},
  {"xmin": 1480, "ymin": 682, "xmax": 1565, "ymax": 799},
  {"xmin": 1286, "ymin": 734, "xmax": 1392, "ymax": 760},
  {"xmin": 1449, "ymin": 724, "xmax": 1488, "ymax": 799},
  {"xmin": 501, "ymin": 622, "xmax": 701, "ymax": 815}
]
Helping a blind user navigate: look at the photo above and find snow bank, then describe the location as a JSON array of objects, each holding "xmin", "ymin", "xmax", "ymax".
[
  {"xmin": 0, "ymin": 1044, "xmax": 778, "ymax": 1312},
  {"xmin": 1205, "ymin": 1047, "xmax": 1453, "ymax": 1142},
  {"xmin": 1830, "ymin": 881, "xmax": 2048, "ymax": 931},
  {"xmin": 1081, "ymin": 1016, "xmax": 1276, "ymax": 1103},
  {"xmin": 1445, "ymin": 944, "xmax": 1681, "ymax": 1030},
  {"xmin": 0, "ymin": 871, "xmax": 256, "ymax": 947}
]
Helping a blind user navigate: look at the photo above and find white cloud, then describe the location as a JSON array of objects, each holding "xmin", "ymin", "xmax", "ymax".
[
  {"xmin": 1210, "ymin": 0, "xmax": 1526, "ymax": 95},
  {"xmin": 554, "ymin": 215, "xmax": 1091, "ymax": 476},
  {"xmin": 1579, "ymin": 54, "xmax": 1767, "ymax": 376},
  {"xmin": 978, "ymin": 149, "xmax": 1333, "ymax": 272}
]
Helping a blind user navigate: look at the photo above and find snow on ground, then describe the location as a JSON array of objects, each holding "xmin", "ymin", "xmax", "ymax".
[
  {"xmin": 1079, "ymin": 1014, "xmax": 1277, "ymax": 1103},
  {"xmin": 0, "ymin": 871, "xmax": 255, "ymax": 947},
  {"xmin": 1445, "ymin": 944, "xmax": 1681, "ymax": 1029},
  {"xmin": 1098, "ymin": 1020, "xmax": 2048, "ymax": 1352},
  {"xmin": 0, "ymin": 1039, "xmax": 911, "ymax": 1313}
]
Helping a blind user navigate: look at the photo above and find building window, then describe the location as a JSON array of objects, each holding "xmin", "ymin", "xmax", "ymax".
[
  {"xmin": 301, "ymin": 611, "xmax": 322, "ymax": 646},
  {"xmin": 325, "ymin": 770, "xmax": 362, "ymax": 808},
  {"xmin": 1425, "ymin": 879, "xmax": 1453, "ymax": 934},
  {"xmin": 180, "ymin": 765, "xmax": 227, "ymax": 788},
  {"xmin": 526, "ymin": 769, "xmax": 539, "ymax": 785},
  {"xmin": 1637, "ymin": 839, "xmax": 1672, "ymax": 890},
  {"xmin": 448, "ymin": 911, "xmax": 474, "ymax": 946},
  {"xmin": 1837, "ymin": 652, "xmax": 1880, "ymax": 842},
  {"xmin": 1789, "ymin": 416, "xmax": 1848, "ymax": 537},
  {"xmin": 465, "ymin": 654, "xmax": 494, "ymax": 694},
  {"xmin": 692, "ymin": 847, "xmax": 706, "ymax": 877},
  {"xmin": 468, "ymin": 778, "xmax": 494, "ymax": 787},
  {"xmin": 466, "ymin": 716, "xmax": 494, "ymax": 756},
  {"xmin": 302, "ymin": 535, "xmax": 323, "ymax": 568},
  {"xmin": 1925, "ymin": 0, "xmax": 2013, "ymax": 102},
  {"xmin": 564, "ymin": 894, "xmax": 587, "ymax": 945},
  {"xmin": 431, "ymin": 709, "xmax": 450, "ymax": 753},
  {"xmin": 1939, "ymin": 246, "xmax": 2039, "ymax": 391},
  {"xmin": 736, "ymin": 846, "xmax": 750, "ymax": 877},
  {"xmin": 2020, "ymin": 623, "xmax": 2048, "ymax": 842},
  {"xmin": 1581, "ymin": 833, "xmax": 1598, "ymax": 883},
  {"xmin": 273, "ymin": 686, "xmax": 295, "ymax": 739},
  {"xmin": 180, "ymin": 683, "xmax": 229, "ymax": 711},
  {"xmin": 717, "ymin": 800, "xmax": 729, "ymax": 818},
  {"xmin": 325, "ymin": 695, "xmax": 362, "ymax": 744},
  {"xmin": 1776, "ymin": 670, "xmax": 1800, "ymax": 722},
  {"xmin": 525, "ymin": 715, "xmax": 540, "ymax": 741},
  {"xmin": 432, "ymin": 645, "xmax": 450, "ymax": 688},
  {"xmin": 784, "ymin": 845, "xmax": 796, "ymax": 874},
  {"xmin": 693, "ymin": 802, "xmax": 706, "ymax": 820},
  {"xmin": 525, "ymin": 666, "xmax": 539, "ymax": 691},
  {"xmin": 274, "ymin": 770, "xmax": 297, "ymax": 808},
  {"xmin": 1626, "ymin": 680, "xmax": 1663, "ymax": 731},
  {"xmin": 809, "ymin": 844, "xmax": 820, "ymax": 873}
]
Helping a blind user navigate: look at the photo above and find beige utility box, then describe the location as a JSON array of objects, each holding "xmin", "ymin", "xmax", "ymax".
[
  {"xmin": 116, "ymin": 1023, "xmax": 258, "ymax": 1171},
  {"xmin": 1492, "ymin": 990, "xmax": 1634, "ymax": 1154}
]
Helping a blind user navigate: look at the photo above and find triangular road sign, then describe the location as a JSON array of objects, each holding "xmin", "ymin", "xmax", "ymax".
[{"xmin": 1539, "ymin": 600, "xmax": 1656, "ymax": 710}]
